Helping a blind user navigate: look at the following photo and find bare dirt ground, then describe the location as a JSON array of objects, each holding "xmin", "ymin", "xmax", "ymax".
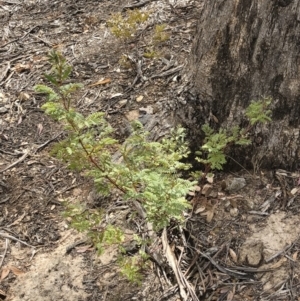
[{"xmin": 1, "ymin": 1, "xmax": 300, "ymax": 301}]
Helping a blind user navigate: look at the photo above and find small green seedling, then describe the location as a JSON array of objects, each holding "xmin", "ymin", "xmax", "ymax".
[
  {"xmin": 196, "ymin": 98, "xmax": 272, "ymax": 174},
  {"xmin": 107, "ymin": 9, "xmax": 149, "ymax": 40}
]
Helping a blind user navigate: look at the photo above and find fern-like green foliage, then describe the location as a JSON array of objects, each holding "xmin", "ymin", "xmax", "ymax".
[
  {"xmin": 245, "ymin": 97, "xmax": 272, "ymax": 125},
  {"xmin": 86, "ymin": 121, "xmax": 194, "ymax": 230},
  {"xmin": 35, "ymin": 50, "xmax": 195, "ymax": 242},
  {"xmin": 118, "ymin": 252, "xmax": 149, "ymax": 284},
  {"xmin": 196, "ymin": 99, "xmax": 272, "ymax": 172},
  {"xmin": 196, "ymin": 125, "xmax": 250, "ymax": 170}
]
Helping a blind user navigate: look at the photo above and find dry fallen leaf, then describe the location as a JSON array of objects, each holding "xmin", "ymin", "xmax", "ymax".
[
  {"xmin": 136, "ymin": 95, "xmax": 143, "ymax": 102},
  {"xmin": 291, "ymin": 188, "xmax": 299, "ymax": 195},
  {"xmin": 0, "ymin": 266, "xmax": 10, "ymax": 281},
  {"xmin": 88, "ymin": 78, "xmax": 111, "ymax": 87},
  {"xmin": 19, "ymin": 92, "xmax": 30, "ymax": 102},
  {"xmin": 195, "ymin": 206, "xmax": 206, "ymax": 214},
  {"xmin": 227, "ymin": 290, "xmax": 234, "ymax": 301},
  {"xmin": 201, "ymin": 206, "xmax": 215, "ymax": 223},
  {"xmin": 292, "ymin": 251, "xmax": 298, "ymax": 261},
  {"xmin": 206, "ymin": 173, "xmax": 214, "ymax": 183},
  {"xmin": 201, "ymin": 184, "xmax": 212, "ymax": 197},
  {"xmin": 9, "ymin": 265, "xmax": 25, "ymax": 276},
  {"xmin": 37, "ymin": 123, "xmax": 43, "ymax": 135},
  {"xmin": 110, "ymin": 93, "xmax": 123, "ymax": 99},
  {"xmin": 229, "ymin": 248, "xmax": 238, "ymax": 263},
  {"xmin": 205, "ymin": 209, "xmax": 214, "ymax": 223},
  {"xmin": 76, "ymin": 245, "xmax": 93, "ymax": 253},
  {"xmin": 194, "ymin": 185, "xmax": 201, "ymax": 192},
  {"xmin": 220, "ymin": 288, "xmax": 230, "ymax": 294}
]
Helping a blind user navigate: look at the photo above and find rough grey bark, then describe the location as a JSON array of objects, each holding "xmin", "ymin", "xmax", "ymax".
[{"xmin": 182, "ymin": 0, "xmax": 300, "ymax": 169}]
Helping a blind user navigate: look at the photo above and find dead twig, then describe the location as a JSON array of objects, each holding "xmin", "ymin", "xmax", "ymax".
[
  {"xmin": 151, "ymin": 65, "xmax": 183, "ymax": 79},
  {"xmin": 125, "ymin": 57, "xmax": 146, "ymax": 92},
  {"xmin": 34, "ymin": 131, "xmax": 63, "ymax": 153},
  {"xmin": 123, "ymin": 0, "xmax": 153, "ymax": 11},
  {"xmin": 0, "ymin": 62, "xmax": 10, "ymax": 84},
  {"xmin": 265, "ymin": 243, "xmax": 294, "ymax": 264},
  {"xmin": 66, "ymin": 239, "xmax": 90, "ymax": 254},
  {"xmin": 162, "ymin": 228, "xmax": 200, "ymax": 301},
  {"xmin": 0, "ymin": 25, "xmax": 39, "ymax": 48},
  {"xmin": 0, "ymin": 197, "xmax": 10, "ymax": 204},
  {"xmin": 0, "ymin": 239, "xmax": 9, "ymax": 268},
  {"xmin": 162, "ymin": 228, "xmax": 188, "ymax": 300},
  {"xmin": 196, "ymin": 248, "xmax": 254, "ymax": 280},
  {"xmin": 0, "ymin": 232, "xmax": 35, "ymax": 248},
  {"xmin": 30, "ymin": 34, "xmax": 53, "ymax": 47},
  {"xmin": 0, "ymin": 132, "xmax": 63, "ymax": 173},
  {"xmin": 248, "ymin": 211, "xmax": 269, "ymax": 216},
  {"xmin": 0, "ymin": 150, "xmax": 30, "ymax": 173}
]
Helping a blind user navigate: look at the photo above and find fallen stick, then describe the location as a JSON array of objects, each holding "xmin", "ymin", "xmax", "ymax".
[
  {"xmin": 0, "ymin": 232, "xmax": 35, "ymax": 248},
  {"xmin": 162, "ymin": 228, "xmax": 188, "ymax": 300},
  {"xmin": 0, "ymin": 150, "xmax": 30, "ymax": 173},
  {"xmin": 0, "ymin": 239, "xmax": 9, "ymax": 268}
]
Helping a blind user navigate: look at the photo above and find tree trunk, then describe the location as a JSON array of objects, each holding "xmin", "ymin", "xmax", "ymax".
[{"xmin": 181, "ymin": 0, "xmax": 300, "ymax": 170}]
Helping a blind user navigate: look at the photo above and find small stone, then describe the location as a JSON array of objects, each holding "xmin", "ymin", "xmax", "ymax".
[
  {"xmin": 0, "ymin": 107, "xmax": 8, "ymax": 114},
  {"xmin": 226, "ymin": 177, "xmax": 246, "ymax": 192},
  {"xmin": 118, "ymin": 99, "xmax": 128, "ymax": 107},
  {"xmin": 230, "ymin": 207, "xmax": 239, "ymax": 217}
]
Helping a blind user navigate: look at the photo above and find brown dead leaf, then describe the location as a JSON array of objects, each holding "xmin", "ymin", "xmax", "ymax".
[
  {"xmin": 19, "ymin": 92, "xmax": 30, "ymax": 102},
  {"xmin": 9, "ymin": 265, "xmax": 25, "ymax": 276},
  {"xmin": 201, "ymin": 184, "xmax": 212, "ymax": 197},
  {"xmin": 206, "ymin": 173, "xmax": 214, "ymax": 183},
  {"xmin": 220, "ymin": 288, "xmax": 229, "ymax": 294},
  {"xmin": 88, "ymin": 78, "xmax": 111, "ymax": 87},
  {"xmin": 293, "ymin": 251, "xmax": 298, "ymax": 261},
  {"xmin": 37, "ymin": 123, "xmax": 43, "ymax": 135},
  {"xmin": 206, "ymin": 209, "xmax": 214, "ymax": 223},
  {"xmin": 227, "ymin": 290, "xmax": 234, "ymax": 301},
  {"xmin": 229, "ymin": 248, "xmax": 238, "ymax": 263},
  {"xmin": 194, "ymin": 185, "xmax": 201, "ymax": 192},
  {"xmin": 195, "ymin": 206, "xmax": 206, "ymax": 214},
  {"xmin": 76, "ymin": 245, "xmax": 93, "ymax": 253},
  {"xmin": 201, "ymin": 206, "xmax": 215, "ymax": 223},
  {"xmin": 0, "ymin": 266, "xmax": 10, "ymax": 281}
]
